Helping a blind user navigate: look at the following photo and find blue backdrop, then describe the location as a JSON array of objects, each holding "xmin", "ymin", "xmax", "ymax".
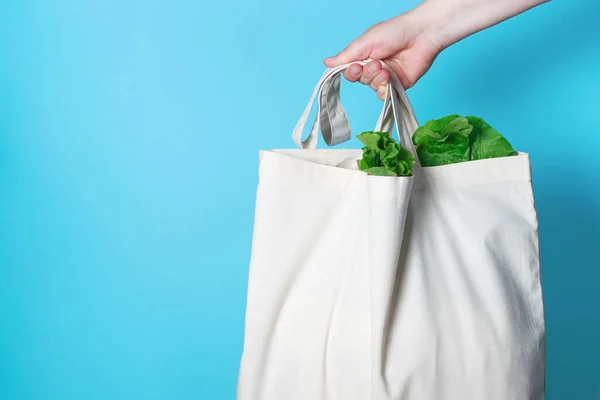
[{"xmin": 0, "ymin": 1, "xmax": 598, "ymax": 399}]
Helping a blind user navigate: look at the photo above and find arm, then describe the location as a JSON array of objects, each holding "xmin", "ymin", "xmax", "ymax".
[
  {"xmin": 325, "ymin": 0, "xmax": 550, "ymax": 97},
  {"xmin": 416, "ymin": 0, "xmax": 550, "ymax": 49}
]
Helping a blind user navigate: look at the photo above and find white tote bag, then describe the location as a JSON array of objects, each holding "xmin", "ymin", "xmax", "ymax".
[{"xmin": 238, "ymin": 61, "xmax": 545, "ymax": 400}]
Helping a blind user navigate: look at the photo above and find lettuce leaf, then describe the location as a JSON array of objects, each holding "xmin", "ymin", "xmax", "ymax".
[
  {"xmin": 466, "ymin": 116, "xmax": 517, "ymax": 160},
  {"xmin": 413, "ymin": 115, "xmax": 472, "ymax": 167},
  {"xmin": 412, "ymin": 115, "xmax": 516, "ymax": 167},
  {"xmin": 356, "ymin": 131, "xmax": 414, "ymax": 177}
]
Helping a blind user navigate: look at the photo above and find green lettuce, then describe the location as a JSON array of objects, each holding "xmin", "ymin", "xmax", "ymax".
[
  {"xmin": 356, "ymin": 131, "xmax": 415, "ymax": 177},
  {"xmin": 466, "ymin": 116, "xmax": 517, "ymax": 160},
  {"xmin": 412, "ymin": 115, "xmax": 516, "ymax": 167}
]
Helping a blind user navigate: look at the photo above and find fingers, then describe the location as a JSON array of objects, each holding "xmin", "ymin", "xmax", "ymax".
[
  {"xmin": 342, "ymin": 61, "xmax": 390, "ymax": 100},
  {"xmin": 376, "ymin": 86, "xmax": 387, "ymax": 101},
  {"xmin": 323, "ymin": 31, "xmax": 390, "ymax": 100},
  {"xmin": 362, "ymin": 62, "xmax": 389, "ymax": 90},
  {"xmin": 360, "ymin": 61, "xmax": 381, "ymax": 86},
  {"xmin": 342, "ymin": 62, "xmax": 388, "ymax": 88},
  {"xmin": 343, "ymin": 64, "xmax": 362, "ymax": 83}
]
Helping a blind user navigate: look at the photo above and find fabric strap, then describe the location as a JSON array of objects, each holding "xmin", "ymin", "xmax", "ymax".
[{"xmin": 291, "ymin": 60, "xmax": 420, "ymax": 165}]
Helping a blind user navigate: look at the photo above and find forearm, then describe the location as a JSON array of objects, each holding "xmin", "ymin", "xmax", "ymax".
[{"xmin": 410, "ymin": 0, "xmax": 550, "ymax": 50}]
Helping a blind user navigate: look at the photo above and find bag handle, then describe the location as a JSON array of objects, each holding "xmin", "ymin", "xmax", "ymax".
[
  {"xmin": 318, "ymin": 61, "xmax": 420, "ymax": 157},
  {"xmin": 291, "ymin": 64, "xmax": 353, "ymax": 149},
  {"xmin": 375, "ymin": 67, "xmax": 420, "ymax": 160},
  {"xmin": 291, "ymin": 60, "xmax": 420, "ymax": 161}
]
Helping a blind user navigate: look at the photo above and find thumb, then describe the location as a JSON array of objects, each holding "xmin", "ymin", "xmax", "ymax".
[{"xmin": 324, "ymin": 38, "xmax": 371, "ymax": 67}]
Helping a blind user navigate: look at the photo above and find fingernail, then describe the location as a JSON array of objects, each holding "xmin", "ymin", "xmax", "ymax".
[
  {"xmin": 368, "ymin": 63, "xmax": 379, "ymax": 73},
  {"xmin": 324, "ymin": 56, "xmax": 336, "ymax": 63},
  {"xmin": 350, "ymin": 65, "xmax": 361, "ymax": 77}
]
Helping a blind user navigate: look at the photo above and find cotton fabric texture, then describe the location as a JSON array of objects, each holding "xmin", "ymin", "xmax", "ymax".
[{"xmin": 237, "ymin": 61, "xmax": 545, "ymax": 400}]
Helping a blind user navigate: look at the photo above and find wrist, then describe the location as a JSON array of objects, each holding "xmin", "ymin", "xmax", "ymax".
[{"xmin": 406, "ymin": 0, "xmax": 457, "ymax": 51}]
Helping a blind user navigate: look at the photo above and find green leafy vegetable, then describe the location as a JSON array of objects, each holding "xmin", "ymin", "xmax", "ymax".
[
  {"xmin": 356, "ymin": 131, "xmax": 414, "ymax": 177},
  {"xmin": 466, "ymin": 116, "xmax": 517, "ymax": 160},
  {"xmin": 412, "ymin": 115, "xmax": 516, "ymax": 167},
  {"xmin": 413, "ymin": 115, "xmax": 472, "ymax": 167}
]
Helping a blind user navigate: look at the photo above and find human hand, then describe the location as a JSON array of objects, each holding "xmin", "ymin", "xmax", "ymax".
[
  {"xmin": 324, "ymin": 0, "xmax": 550, "ymax": 100},
  {"xmin": 324, "ymin": 11, "xmax": 442, "ymax": 100}
]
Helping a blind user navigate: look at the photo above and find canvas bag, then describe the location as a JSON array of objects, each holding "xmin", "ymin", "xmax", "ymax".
[{"xmin": 238, "ymin": 61, "xmax": 546, "ymax": 400}]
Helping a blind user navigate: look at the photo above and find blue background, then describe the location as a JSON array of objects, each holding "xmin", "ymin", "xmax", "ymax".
[{"xmin": 0, "ymin": 0, "xmax": 598, "ymax": 399}]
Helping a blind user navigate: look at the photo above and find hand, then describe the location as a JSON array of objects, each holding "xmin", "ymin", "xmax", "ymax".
[
  {"xmin": 323, "ymin": 0, "xmax": 550, "ymax": 100},
  {"xmin": 324, "ymin": 11, "xmax": 442, "ymax": 100}
]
